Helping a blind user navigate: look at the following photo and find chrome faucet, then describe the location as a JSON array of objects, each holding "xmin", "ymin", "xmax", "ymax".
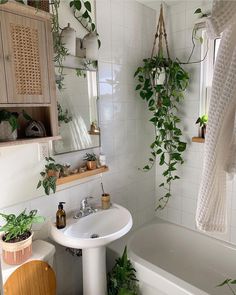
[{"xmin": 74, "ymin": 197, "xmax": 97, "ymax": 219}]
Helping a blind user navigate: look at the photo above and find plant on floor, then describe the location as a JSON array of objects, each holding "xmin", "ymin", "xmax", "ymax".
[
  {"xmin": 134, "ymin": 5, "xmax": 189, "ymax": 210},
  {"xmin": 217, "ymin": 279, "xmax": 236, "ymax": 295},
  {"xmin": 107, "ymin": 246, "xmax": 139, "ymax": 295},
  {"xmin": 0, "ymin": 110, "xmax": 19, "ymax": 132},
  {"xmin": 0, "ymin": 209, "xmax": 44, "ymax": 242},
  {"xmin": 37, "ymin": 157, "xmax": 63, "ymax": 195}
]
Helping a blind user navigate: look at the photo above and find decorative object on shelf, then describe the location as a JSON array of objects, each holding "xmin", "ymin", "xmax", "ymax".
[
  {"xmin": 27, "ymin": 0, "xmax": 49, "ymax": 12},
  {"xmin": 25, "ymin": 120, "xmax": 47, "ymax": 138},
  {"xmin": 60, "ymin": 23, "xmax": 76, "ymax": 56},
  {"xmin": 79, "ymin": 166, "xmax": 87, "ymax": 173},
  {"xmin": 57, "ymin": 102, "xmax": 72, "ymax": 125},
  {"xmin": 83, "ymin": 152, "xmax": 97, "ymax": 170},
  {"xmin": 107, "ymin": 246, "xmax": 139, "ymax": 295},
  {"xmin": 134, "ymin": 4, "xmax": 189, "ymax": 210},
  {"xmin": 88, "ymin": 121, "xmax": 100, "ymax": 135},
  {"xmin": 196, "ymin": 114, "xmax": 208, "ymax": 138},
  {"xmin": 0, "ymin": 110, "xmax": 19, "ymax": 142},
  {"xmin": 0, "ymin": 209, "xmax": 44, "ymax": 265},
  {"xmin": 99, "ymin": 154, "xmax": 106, "ymax": 166},
  {"xmin": 83, "ymin": 31, "xmax": 98, "ymax": 60},
  {"xmin": 61, "ymin": 163, "xmax": 71, "ymax": 177},
  {"xmin": 37, "ymin": 157, "xmax": 63, "ymax": 195}
]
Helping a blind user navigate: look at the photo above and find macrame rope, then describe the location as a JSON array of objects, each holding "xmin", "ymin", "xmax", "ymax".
[{"xmin": 151, "ymin": 4, "xmax": 170, "ymax": 59}]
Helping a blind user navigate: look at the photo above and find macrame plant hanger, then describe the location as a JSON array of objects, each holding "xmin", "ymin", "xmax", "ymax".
[{"xmin": 151, "ymin": 4, "xmax": 170, "ymax": 59}]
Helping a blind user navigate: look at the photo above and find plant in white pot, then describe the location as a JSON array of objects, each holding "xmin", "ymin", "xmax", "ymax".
[
  {"xmin": 0, "ymin": 209, "xmax": 44, "ymax": 265},
  {"xmin": 0, "ymin": 110, "xmax": 19, "ymax": 141}
]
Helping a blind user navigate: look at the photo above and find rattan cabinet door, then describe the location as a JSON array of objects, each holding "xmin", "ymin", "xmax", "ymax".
[
  {"xmin": 0, "ymin": 11, "xmax": 51, "ymax": 104},
  {"xmin": 0, "ymin": 22, "xmax": 7, "ymax": 103}
]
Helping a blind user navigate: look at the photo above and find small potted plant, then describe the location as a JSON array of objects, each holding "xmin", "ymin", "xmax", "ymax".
[
  {"xmin": 196, "ymin": 114, "xmax": 208, "ymax": 138},
  {"xmin": 0, "ymin": 209, "xmax": 44, "ymax": 265},
  {"xmin": 0, "ymin": 109, "xmax": 19, "ymax": 141},
  {"xmin": 37, "ymin": 157, "xmax": 63, "ymax": 195},
  {"xmin": 83, "ymin": 153, "xmax": 97, "ymax": 170}
]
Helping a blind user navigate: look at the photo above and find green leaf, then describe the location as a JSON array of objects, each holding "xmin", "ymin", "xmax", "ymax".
[
  {"xmin": 36, "ymin": 181, "xmax": 41, "ymax": 189},
  {"xmin": 194, "ymin": 8, "xmax": 202, "ymax": 14},
  {"xmin": 84, "ymin": 1, "xmax": 91, "ymax": 12},
  {"xmin": 135, "ymin": 84, "xmax": 142, "ymax": 91},
  {"xmin": 82, "ymin": 10, "xmax": 90, "ymax": 18},
  {"xmin": 74, "ymin": 0, "xmax": 82, "ymax": 10},
  {"xmin": 217, "ymin": 279, "xmax": 231, "ymax": 287},
  {"xmin": 160, "ymin": 153, "xmax": 165, "ymax": 166}
]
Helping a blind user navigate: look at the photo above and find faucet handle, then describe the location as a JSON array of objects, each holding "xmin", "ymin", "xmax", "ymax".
[{"xmin": 80, "ymin": 196, "xmax": 93, "ymax": 208}]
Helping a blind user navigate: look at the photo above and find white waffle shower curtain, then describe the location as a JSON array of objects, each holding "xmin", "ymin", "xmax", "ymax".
[{"xmin": 196, "ymin": 0, "xmax": 236, "ymax": 232}]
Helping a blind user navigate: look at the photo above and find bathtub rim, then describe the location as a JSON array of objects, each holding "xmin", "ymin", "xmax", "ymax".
[{"xmin": 127, "ymin": 218, "xmax": 236, "ymax": 295}]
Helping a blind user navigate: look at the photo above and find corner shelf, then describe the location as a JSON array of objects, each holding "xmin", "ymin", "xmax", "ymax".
[
  {"xmin": 192, "ymin": 137, "xmax": 205, "ymax": 143},
  {"xmin": 57, "ymin": 166, "xmax": 109, "ymax": 186}
]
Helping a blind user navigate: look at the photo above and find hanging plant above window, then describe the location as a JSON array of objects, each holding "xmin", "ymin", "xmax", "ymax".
[{"xmin": 134, "ymin": 4, "xmax": 190, "ymax": 210}]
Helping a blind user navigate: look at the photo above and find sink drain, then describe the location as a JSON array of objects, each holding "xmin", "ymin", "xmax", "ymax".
[{"xmin": 90, "ymin": 234, "xmax": 99, "ymax": 239}]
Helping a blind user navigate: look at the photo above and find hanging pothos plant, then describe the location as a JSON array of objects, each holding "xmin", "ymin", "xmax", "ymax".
[{"xmin": 135, "ymin": 5, "xmax": 189, "ymax": 210}]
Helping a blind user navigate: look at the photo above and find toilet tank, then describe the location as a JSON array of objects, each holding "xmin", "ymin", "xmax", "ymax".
[{"xmin": 1, "ymin": 240, "xmax": 56, "ymax": 285}]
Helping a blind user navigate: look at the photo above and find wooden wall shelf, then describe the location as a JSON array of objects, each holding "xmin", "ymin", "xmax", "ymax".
[
  {"xmin": 57, "ymin": 166, "xmax": 109, "ymax": 186},
  {"xmin": 192, "ymin": 137, "xmax": 205, "ymax": 143},
  {"xmin": 0, "ymin": 136, "xmax": 61, "ymax": 147}
]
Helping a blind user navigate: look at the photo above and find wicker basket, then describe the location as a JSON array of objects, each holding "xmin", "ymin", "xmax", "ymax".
[
  {"xmin": 0, "ymin": 232, "xmax": 33, "ymax": 265},
  {"xmin": 27, "ymin": 0, "xmax": 50, "ymax": 12},
  {"xmin": 0, "ymin": 122, "xmax": 17, "ymax": 142}
]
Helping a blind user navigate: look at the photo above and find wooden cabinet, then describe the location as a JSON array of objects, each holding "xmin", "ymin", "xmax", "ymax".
[
  {"xmin": 0, "ymin": 11, "xmax": 51, "ymax": 104},
  {"xmin": 0, "ymin": 24, "xmax": 7, "ymax": 103},
  {"xmin": 0, "ymin": 2, "xmax": 59, "ymax": 145}
]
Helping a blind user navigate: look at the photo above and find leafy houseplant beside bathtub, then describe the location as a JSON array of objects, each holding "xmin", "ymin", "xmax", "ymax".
[{"xmin": 0, "ymin": 209, "xmax": 44, "ymax": 265}]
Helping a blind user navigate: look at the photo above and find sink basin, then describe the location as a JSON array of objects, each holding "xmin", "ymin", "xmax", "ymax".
[
  {"xmin": 50, "ymin": 203, "xmax": 132, "ymax": 249},
  {"xmin": 50, "ymin": 203, "xmax": 133, "ymax": 295}
]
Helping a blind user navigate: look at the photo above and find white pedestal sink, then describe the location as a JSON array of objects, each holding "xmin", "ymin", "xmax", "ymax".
[{"xmin": 50, "ymin": 204, "xmax": 132, "ymax": 295}]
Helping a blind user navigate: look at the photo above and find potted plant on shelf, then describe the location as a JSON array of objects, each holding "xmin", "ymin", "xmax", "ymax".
[
  {"xmin": 83, "ymin": 153, "xmax": 97, "ymax": 170},
  {"xmin": 0, "ymin": 209, "xmax": 44, "ymax": 265},
  {"xmin": 196, "ymin": 114, "xmax": 208, "ymax": 138},
  {"xmin": 0, "ymin": 110, "xmax": 19, "ymax": 142},
  {"xmin": 37, "ymin": 157, "xmax": 63, "ymax": 195}
]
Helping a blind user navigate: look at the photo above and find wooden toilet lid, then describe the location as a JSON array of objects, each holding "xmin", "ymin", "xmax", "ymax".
[{"xmin": 3, "ymin": 260, "xmax": 56, "ymax": 295}]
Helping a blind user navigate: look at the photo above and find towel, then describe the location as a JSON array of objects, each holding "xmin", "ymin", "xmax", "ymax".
[{"xmin": 196, "ymin": 1, "xmax": 236, "ymax": 232}]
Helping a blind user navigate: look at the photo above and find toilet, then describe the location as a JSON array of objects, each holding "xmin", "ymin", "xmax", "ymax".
[{"xmin": 1, "ymin": 240, "xmax": 56, "ymax": 295}]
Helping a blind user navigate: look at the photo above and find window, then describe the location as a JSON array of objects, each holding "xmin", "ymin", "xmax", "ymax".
[{"xmin": 200, "ymin": 29, "xmax": 221, "ymax": 116}]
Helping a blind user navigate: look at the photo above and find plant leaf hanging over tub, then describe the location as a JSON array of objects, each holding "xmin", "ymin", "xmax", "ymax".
[{"xmin": 134, "ymin": 4, "xmax": 189, "ymax": 210}]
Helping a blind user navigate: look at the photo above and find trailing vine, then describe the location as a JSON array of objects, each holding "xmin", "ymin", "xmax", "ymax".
[
  {"xmin": 135, "ymin": 5, "xmax": 189, "ymax": 210},
  {"xmin": 51, "ymin": 0, "xmax": 69, "ymax": 90},
  {"xmin": 69, "ymin": 0, "xmax": 101, "ymax": 47},
  {"xmin": 135, "ymin": 56, "xmax": 189, "ymax": 210}
]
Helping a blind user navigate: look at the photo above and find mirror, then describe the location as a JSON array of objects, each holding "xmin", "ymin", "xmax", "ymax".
[{"xmin": 53, "ymin": 66, "xmax": 100, "ymax": 154}]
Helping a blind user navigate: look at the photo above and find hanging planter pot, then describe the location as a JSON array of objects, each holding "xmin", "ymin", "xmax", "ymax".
[{"xmin": 154, "ymin": 67, "xmax": 166, "ymax": 86}]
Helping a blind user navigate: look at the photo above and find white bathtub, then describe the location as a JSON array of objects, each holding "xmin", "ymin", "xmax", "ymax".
[{"xmin": 128, "ymin": 219, "xmax": 236, "ymax": 295}]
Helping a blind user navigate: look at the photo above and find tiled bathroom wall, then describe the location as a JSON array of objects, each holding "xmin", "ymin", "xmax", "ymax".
[
  {"xmin": 0, "ymin": 1, "xmax": 156, "ymax": 294},
  {"xmin": 156, "ymin": 0, "xmax": 236, "ymax": 245}
]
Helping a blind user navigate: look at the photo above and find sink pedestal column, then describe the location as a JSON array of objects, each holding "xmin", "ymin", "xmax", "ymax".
[{"xmin": 82, "ymin": 246, "xmax": 107, "ymax": 295}]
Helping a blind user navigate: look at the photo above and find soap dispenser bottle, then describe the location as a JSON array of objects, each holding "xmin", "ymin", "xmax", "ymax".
[{"xmin": 56, "ymin": 202, "xmax": 66, "ymax": 229}]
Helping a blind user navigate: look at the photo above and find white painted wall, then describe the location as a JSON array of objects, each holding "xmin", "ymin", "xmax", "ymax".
[{"xmin": 0, "ymin": 1, "xmax": 156, "ymax": 294}]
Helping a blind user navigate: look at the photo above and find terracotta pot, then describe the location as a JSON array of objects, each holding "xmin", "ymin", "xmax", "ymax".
[
  {"xmin": 0, "ymin": 232, "xmax": 33, "ymax": 265},
  {"xmin": 86, "ymin": 161, "xmax": 97, "ymax": 170},
  {"xmin": 47, "ymin": 170, "xmax": 60, "ymax": 178}
]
